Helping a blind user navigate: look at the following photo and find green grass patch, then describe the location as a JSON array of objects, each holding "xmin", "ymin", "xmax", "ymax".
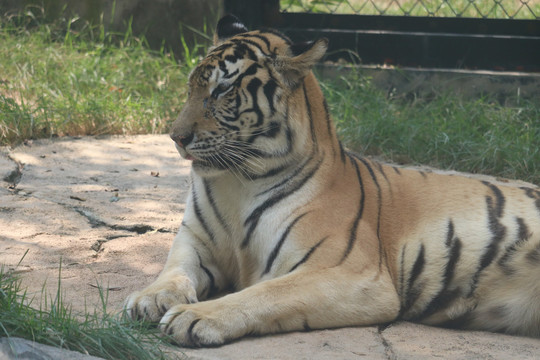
[
  {"xmin": 0, "ymin": 9, "xmax": 192, "ymax": 146},
  {"xmin": 321, "ymin": 71, "xmax": 540, "ymax": 185},
  {"xmin": 1, "ymin": 7, "xmax": 539, "ymax": 186},
  {"xmin": 0, "ymin": 260, "xmax": 177, "ymax": 359}
]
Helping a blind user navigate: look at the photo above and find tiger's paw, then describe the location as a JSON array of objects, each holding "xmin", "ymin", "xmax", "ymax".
[
  {"xmin": 125, "ymin": 274, "xmax": 198, "ymax": 323},
  {"xmin": 160, "ymin": 302, "xmax": 245, "ymax": 347}
]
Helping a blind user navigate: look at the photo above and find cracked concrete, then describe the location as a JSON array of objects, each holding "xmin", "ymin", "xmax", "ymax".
[{"xmin": 1, "ymin": 135, "xmax": 539, "ymax": 360}]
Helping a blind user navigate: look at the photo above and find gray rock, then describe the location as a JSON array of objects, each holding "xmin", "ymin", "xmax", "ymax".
[{"xmin": 0, "ymin": 337, "xmax": 103, "ymax": 360}]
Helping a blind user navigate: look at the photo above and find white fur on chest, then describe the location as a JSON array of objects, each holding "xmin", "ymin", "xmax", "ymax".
[{"xmin": 185, "ymin": 170, "xmax": 316, "ymax": 289}]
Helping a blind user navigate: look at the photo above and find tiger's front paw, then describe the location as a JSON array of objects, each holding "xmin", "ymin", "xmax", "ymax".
[
  {"xmin": 125, "ymin": 274, "xmax": 198, "ymax": 323},
  {"xmin": 160, "ymin": 302, "xmax": 245, "ymax": 347}
]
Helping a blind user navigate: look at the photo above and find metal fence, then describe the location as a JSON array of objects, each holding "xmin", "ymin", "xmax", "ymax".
[
  {"xmin": 224, "ymin": 0, "xmax": 540, "ymax": 72},
  {"xmin": 280, "ymin": 0, "xmax": 540, "ymax": 19}
]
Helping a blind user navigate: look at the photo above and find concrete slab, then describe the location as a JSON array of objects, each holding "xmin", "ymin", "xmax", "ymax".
[{"xmin": 1, "ymin": 135, "xmax": 539, "ymax": 360}]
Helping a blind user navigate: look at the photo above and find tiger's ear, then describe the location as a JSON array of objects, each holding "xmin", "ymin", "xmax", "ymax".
[
  {"xmin": 214, "ymin": 14, "xmax": 248, "ymax": 45},
  {"xmin": 275, "ymin": 38, "xmax": 328, "ymax": 88}
]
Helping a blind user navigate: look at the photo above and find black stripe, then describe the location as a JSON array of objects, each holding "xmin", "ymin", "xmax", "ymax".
[
  {"xmin": 445, "ymin": 220, "xmax": 455, "ymax": 247},
  {"xmin": 164, "ymin": 310, "xmax": 185, "ymax": 335},
  {"xmin": 191, "ymin": 184, "xmax": 215, "ymax": 243},
  {"xmin": 401, "ymin": 244, "xmax": 426, "ymax": 316},
  {"xmin": 483, "ymin": 181, "xmax": 506, "ymax": 218},
  {"xmin": 187, "ymin": 319, "xmax": 201, "ymax": 346},
  {"xmin": 248, "ymin": 163, "xmax": 290, "ymax": 180},
  {"xmin": 224, "ymin": 54, "xmax": 239, "ymax": 63},
  {"xmin": 521, "ymin": 186, "xmax": 540, "ymax": 214},
  {"xmin": 203, "ymin": 179, "xmax": 229, "ymax": 232},
  {"xmin": 218, "ymin": 60, "xmax": 228, "ymax": 76},
  {"xmin": 223, "ymin": 68, "xmax": 239, "ymax": 79},
  {"xmin": 242, "ymin": 155, "xmax": 323, "ymax": 248},
  {"xmin": 257, "ymin": 151, "xmax": 314, "ymax": 196},
  {"xmin": 498, "ymin": 217, "xmax": 530, "ymax": 275},
  {"xmin": 322, "ymin": 96, "xmax": 339, "ymax": 160},
  {"xmin": 244, "ymin": 116, "xmax": 293, "ymax": 160},
  {"xmin": 231, "ymin": 37, "xmax": 268, "ymax": 57},
  {"xmin": 263, "ymin": 79, "xmax": 277, "ymax": 114},
  {"xmin": 237, "ymin": 33, "xmax": 273, "ymax": 53},
  {"xmin": 374, "ymin": 161, "xmax": 390, "ymax": 185},
  {"xmin": 526, "ymin": 242, "xmax": 540, "ymax": 264},
  {"xmin": 392, "ymin": 167, "xmax": 401, "ymax": 175},
  {"xmin": 440, "ymin": 312, "xmax": 472, "ymax": 330},
  {"xmin": 338, "ymin": 156, "xmax": 365, "ymax": 264},
  {"xmin": 247, "ymin": 77, "xmax": 262, "ymax": 98},
  {"xmin": 198, "ymin": 255, "xmax": 217, "ymax": 298},
  {"xmin": 322, "ymin": 98, "xmax": 333, "ymax": 139},
  {"xmin": 229, "ymin": 40, "xmax": 259, "ymax": 61},
  {"xmin": 413, "ymin": 221, "xmax": 462, "ymax": 320},
  {"xmin": 517, "ymin": 216, "xmax": 531, "ymax": 242},
  {"xmin": 338, "ymin": 142, "xmax": 347, "ymax": 164},
  {"xmin": 217, "ymin": 119, "xmax": 241, "ymax": 132},
  {"xmin": 357, "ymin": 157, "xmax": 384, "ymax": 269},
  {"xmin": 289, "ymin": 236, "xmax": 327, "ymax": 273},
  {"xmin": 468, "ymin": 195, "xmax": 507, "ymax": 297},
  {"xmin": 232, "ymin": 63, "xmax": 260, "ymax": 88},
  {"xmin": 262, "ymin": 213, "xmax": 308, "ymax": 276},
  {"xmin": 398, "ymin": 245, "xmax": 407, "ymax": 302},
  {"xmin": 246, "ymin": 78, "xmax": 263, "ymax": 127},
  {"xmin": 302, "ymin": 83, "xmax": 317, "ymax": 145},
  {"xmin": 259, "ymin": 28, "xmax": 293, "ymax": 45}
]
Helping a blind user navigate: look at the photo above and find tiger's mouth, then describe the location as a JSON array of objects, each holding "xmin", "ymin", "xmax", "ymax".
[
  {"xmin": 174, "ymin": 142, "xmax": 197, "ymax": 162},
  {"xmin": 174, "ymin": 139, "xmax": 249, "ymax": 172}
]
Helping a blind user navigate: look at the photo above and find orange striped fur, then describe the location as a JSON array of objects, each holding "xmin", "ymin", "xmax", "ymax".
[{"xmin": 125, "ymin": 15, "xmax": 540, "ymax": 346}]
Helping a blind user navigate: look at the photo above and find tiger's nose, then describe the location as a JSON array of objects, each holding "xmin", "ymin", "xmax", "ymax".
[{"xmin": 170, "ymin": 132, "xmax": 194, "ymax": 148}]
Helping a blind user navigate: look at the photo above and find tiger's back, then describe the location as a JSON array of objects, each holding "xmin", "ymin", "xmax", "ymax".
[{"xmin": 125, "ymin": 15, "xmax": 540, "ymax": 346}]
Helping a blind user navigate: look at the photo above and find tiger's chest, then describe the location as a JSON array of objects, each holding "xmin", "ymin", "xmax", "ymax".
[{"xmin": 185, "ymin": 173, "xmax": 311, "ymax": 289}]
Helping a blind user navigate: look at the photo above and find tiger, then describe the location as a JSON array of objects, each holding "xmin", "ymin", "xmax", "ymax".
[{"xmin": 125, "ymin": 14, "xmax": 540, "ymax": 346}]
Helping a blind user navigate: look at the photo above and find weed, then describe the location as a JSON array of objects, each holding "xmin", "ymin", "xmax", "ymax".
[
  {"xmin": 321, "ymin": 70, "xmax": 540, "ymax": 184},
  {"xmin": 0, "ymin": 260, "xmax": 178, "ymax": 360},
  {"xmin": 0, "ymin": 7, "xmax": 190, "ymax": 146}
]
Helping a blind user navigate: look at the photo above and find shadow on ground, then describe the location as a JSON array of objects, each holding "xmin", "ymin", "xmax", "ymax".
[{"xmin": 1, "ymin": 135, "xmax": 539, "ymax": 360}]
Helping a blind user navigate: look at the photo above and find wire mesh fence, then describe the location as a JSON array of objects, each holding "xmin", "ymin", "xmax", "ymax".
[{"xmin": 280, "ymin": 0, "xmax": 540, "ymax": 19}]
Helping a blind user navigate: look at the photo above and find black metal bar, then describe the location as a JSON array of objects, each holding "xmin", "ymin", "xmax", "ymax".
[
  {"xmin": 224, "ymin": 0, "xmax": 280, "ymax": 29},
  {"xmin": 222, "ymin": 3, "xmax": 540, "ymax": 72},
  {"xmin": 277, "ymin": 13, "xmax": 540, "ymax": 36},
  {"xmin": 288, "ymin": 28, "xmax": 540, "ymax": 71},
  {"xmin": 272, "ymin": 13, "xmax": 540, "ymax": 72}
]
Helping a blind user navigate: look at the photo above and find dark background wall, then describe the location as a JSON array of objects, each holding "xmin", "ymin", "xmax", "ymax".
[{"xmin": 0, "ymin": 0, "xmax": 223, "ymax": 56}]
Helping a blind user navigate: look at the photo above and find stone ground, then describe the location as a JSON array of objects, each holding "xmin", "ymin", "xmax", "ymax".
[{"xmin": 1, "ymin": 135, "xmax": 539, "ymax": 360}]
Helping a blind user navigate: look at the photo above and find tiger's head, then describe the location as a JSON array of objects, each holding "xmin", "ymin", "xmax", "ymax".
[{"xmin": 170, "ymin": 15, "xmax": 328, "ymax": 177}]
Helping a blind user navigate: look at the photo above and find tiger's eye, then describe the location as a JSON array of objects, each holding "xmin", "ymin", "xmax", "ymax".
[{"xmin": 211, "ymin": 83, "xmax": 231, "ymax": 99}]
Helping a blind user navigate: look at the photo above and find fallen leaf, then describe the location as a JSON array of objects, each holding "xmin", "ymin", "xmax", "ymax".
[
  {"xmin": 69, "ymin": 195, "xmax": 86, "ymax": 202},
  {"xmin": 88, "ymin": 283, "xmax": 124, "ymax": 291}
]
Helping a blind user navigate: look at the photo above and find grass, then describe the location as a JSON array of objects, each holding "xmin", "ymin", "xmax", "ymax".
[
  {"xmin": 281, "ymin": 0, "xmax": 540, "ymax": 19},
  {"xmin": 0, "ymin": 8, "xmax": 194, "ymax": 146},
  {"xmin": 1, "ymin": 6, "xmax": 539, "ymax": 187},
  {"xmin": 320, "ymin": 71, "xmax": 540, "ymax": 185},
  {"xmin": 0, "ymin": 259, "xmax": 178, "ymax": 360}
]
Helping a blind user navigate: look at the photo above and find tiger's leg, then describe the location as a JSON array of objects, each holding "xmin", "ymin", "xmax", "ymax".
[
  {"xmin": 159, "ymin": 267, "xmax": 400, "ymax": 347},
  {"xmin": 125, "ymin": 226, "xmax": 224, "ymax": 322}
]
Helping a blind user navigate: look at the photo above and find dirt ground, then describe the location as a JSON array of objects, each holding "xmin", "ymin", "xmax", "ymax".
[{"xmin": 1, "ymin": 135, "xmax": 539, "ymax": 359}]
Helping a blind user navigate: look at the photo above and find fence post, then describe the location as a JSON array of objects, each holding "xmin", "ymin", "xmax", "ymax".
[{"xmin": 223, "ymin": 0, "xmax": 280, "ymax": 30}]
